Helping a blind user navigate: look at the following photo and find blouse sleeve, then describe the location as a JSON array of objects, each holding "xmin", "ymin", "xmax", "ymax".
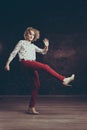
[
  {"xmin": 34, "ymin": 45, "xmax": 47, "ymax": 54},
  {"xmin": 7, "ymin": 40, "xmax": 22, "ymax": 63}
]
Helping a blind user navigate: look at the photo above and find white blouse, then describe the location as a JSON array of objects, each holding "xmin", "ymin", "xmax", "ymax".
[{"xmin": 7, "ymin": 40, "xmax": 47, "ymax": 63}]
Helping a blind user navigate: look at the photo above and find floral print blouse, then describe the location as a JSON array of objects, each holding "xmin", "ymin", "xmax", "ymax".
[{"xmin": 7, "ymin": 40, "xmax": 47, "ymax": 63}]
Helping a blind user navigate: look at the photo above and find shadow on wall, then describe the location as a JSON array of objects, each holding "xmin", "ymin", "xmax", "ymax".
[{"xmin": 42, "ymin": 33, "xmax": 87, "ymax": 94}]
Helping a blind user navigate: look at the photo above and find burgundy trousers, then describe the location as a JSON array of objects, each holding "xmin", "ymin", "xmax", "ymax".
[{"xmin": 20, "ymin": 60, "xmax": 65, "ymax": 107}]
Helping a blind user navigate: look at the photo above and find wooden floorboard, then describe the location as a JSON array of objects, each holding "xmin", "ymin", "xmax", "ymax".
[{"xmin": 0, "ymin": 95, "xmax": 87, "ymax": 130}]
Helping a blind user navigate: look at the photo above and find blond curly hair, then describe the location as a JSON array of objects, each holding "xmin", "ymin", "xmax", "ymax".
[{"xmin": 24, "ymin": 27, "xmax": 40, "ymax": 42}]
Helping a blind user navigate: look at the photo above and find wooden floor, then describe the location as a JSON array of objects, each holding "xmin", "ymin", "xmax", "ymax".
[{"xmin": 0, "ymin": 95, "xmax": 87, "ymax": 130}]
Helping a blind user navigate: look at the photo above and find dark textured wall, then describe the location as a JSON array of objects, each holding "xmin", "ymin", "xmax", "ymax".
[
  {"xmin": 0, "ymin": 0, "xmax": 87, "ymax": 95},
  {"xmin": 0, "ymin": 32, "xmax": 87, "ymax": 95}
]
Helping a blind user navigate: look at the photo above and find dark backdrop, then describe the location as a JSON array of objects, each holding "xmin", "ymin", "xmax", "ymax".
[{"xmin": 0, "ymin": 0, "xmax": 87, "ymax": 95}]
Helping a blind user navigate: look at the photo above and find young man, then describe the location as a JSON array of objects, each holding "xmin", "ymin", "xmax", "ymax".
[{"xmin": 5, "ymin": 27, "xmax": 75, "ymax": 114}]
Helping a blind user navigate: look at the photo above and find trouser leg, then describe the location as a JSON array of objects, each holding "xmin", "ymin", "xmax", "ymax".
[
  {"xmin": 29, "ymin": 70, "xmax": 40, "ymax": 108},
  {"xmin": 21, "ymin": 60, "xmax": 65, "ymax": 81}
]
